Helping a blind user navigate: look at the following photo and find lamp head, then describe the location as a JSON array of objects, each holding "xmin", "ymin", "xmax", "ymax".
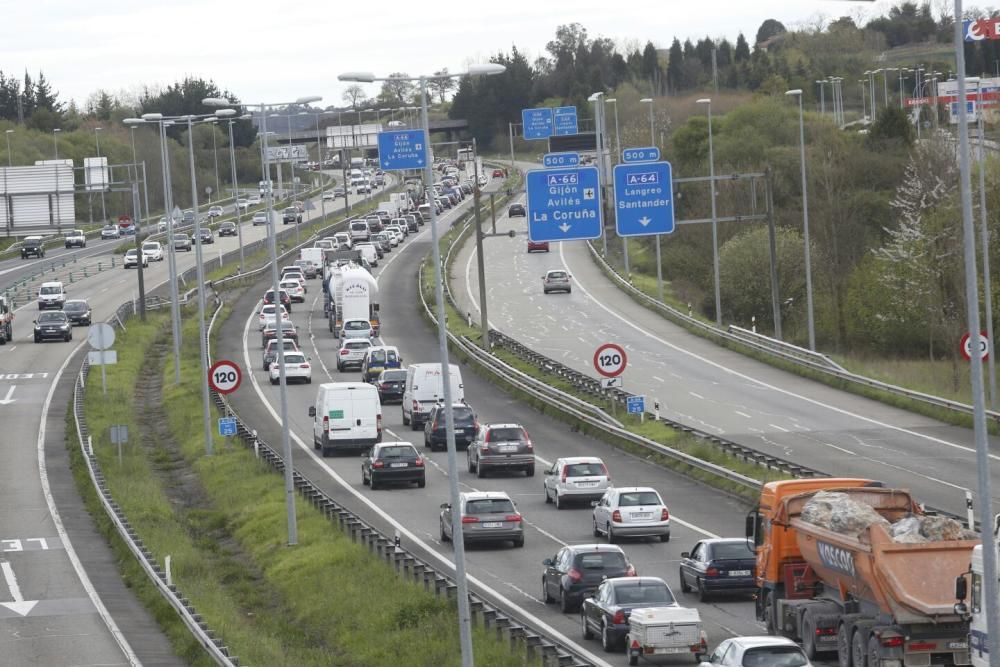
[
  {"xmin": 202, "ymin": 97, "xmax": 230, "ymax": 107},
  {"xmin": 214, "ymin": 109, "xmax": 237, "ymax": 117},
  {"xmin": 606, "ymin": 98, "xmax": 617, "ymax": 103},
  {"xmin": 338, "ymin": 72, "xmax": 375, "ymax": 83},
  {"xmin": 639, "ymin": 98, "xmax": 652, "ymax": 103},
  {"xmin": 696, "ymin": 98, "xmax": 711, "ymax": 105},
  {"xmin": 785, "ymin": 89, "xmax": 803, "ymax": 96},
  {"xmin": 466, "ymin": 63, "xmax": 506, "ymax": 77},
  {"xmin": 142, "ymin": 113, "xmax": 163, "ymax": 121},
  {"xmin": 295, "ymin": 95, "xmax": 322, "ymax": 104}
]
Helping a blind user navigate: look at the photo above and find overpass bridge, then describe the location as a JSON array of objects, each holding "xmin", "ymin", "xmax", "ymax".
[{"xmin": 272, "ymin": 119, "xmax": 469, "ymax": 146}]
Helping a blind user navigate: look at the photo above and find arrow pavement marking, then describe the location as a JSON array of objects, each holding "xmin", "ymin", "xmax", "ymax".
[
  {"xmin": 1, "ymin": 561, "xmax": 38, "ymax": 616},
  {"xmin": 0, "ymin": 386, "xmax": 16, "ymax": 405},
  {"xmin": 638, "ymin": 216, "xmax": 651, "ymax": 227},
  {"xmin": 559, "ymin": 223, "xmax": 572, "ymax": 233}
]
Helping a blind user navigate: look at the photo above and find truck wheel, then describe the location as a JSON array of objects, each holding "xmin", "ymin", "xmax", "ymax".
[
  {"xmin": 836, "ymin": 623, "xmax": 853, "ymax": 667},
  {"xmin": 763, "ymin": 593, "xmax": 776, "ymax": 635},
  {"xmin": 866, "ymin": 634, "xmax": 883, "ymax": 667},
  {"xmin": 801, "ymin": 613, "xmax": 818, "ymax": 659},
  {"xmin": 851, "ymin": 629, "xmax": 868, "ymax": 667}
]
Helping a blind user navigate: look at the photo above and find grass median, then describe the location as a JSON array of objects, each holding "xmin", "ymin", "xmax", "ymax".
[{"xmin": 78, "ymin": 300, "xmax": 537, "ymax": 666}]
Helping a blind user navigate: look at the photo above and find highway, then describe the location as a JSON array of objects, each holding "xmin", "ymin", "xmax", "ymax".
[
  {"xmin": 0, "ymin": 176, "xmax": 376, "ymax": 665},
  {"xmin": 449, "ymin": 169, "xmax": 998, "ymax": 520},
  {"xmin": 216, "ymin": 186, "xmax": 789, "ymax": 666}
]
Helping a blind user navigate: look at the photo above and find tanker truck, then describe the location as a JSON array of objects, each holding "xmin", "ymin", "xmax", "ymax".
[
  {"xmin": 747, "ymin": 478, "xmax": 977, "ymax": 666},
  {"xmin": 324, "ymin": 264, "xmax": 379, "ymax": 338}
]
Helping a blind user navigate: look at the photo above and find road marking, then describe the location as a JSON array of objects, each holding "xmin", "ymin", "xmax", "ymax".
[
  {"xmin": 558, "ymin": 243, "xmax": 1000, "ymax": 468},
  {"xmin": 768, "ymin": 423, "xmax": 790, "ymax": 433},
  {"xmin": 735, "ymin": 411, "xmax": 752, "ymax": 419},
  {"xmin": 0, "ymin": 386, "xmax": 15, "ymax": 405},
  {"xmin": 0, "ymin": 372, "xmax": 48, "ymax": 380},
  {"xmin": 0, "ymin": 561, "xmax": 38, "ymax": 617},
  {"xmin": 689, "ymin": 391, "xmax": 704, "ymax": 400},
  {"xmin": 1, "ymin": 538, "xmax": 51, "ymax": 552},
  {"xmin": 652, "ymin": 375, "xmax": 665, "ymax": 383}
]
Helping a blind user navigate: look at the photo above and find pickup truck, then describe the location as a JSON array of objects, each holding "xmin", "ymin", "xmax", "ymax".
[{"xmin": 64, "ymin": 229, "xmax": 86, "ymax": 248}]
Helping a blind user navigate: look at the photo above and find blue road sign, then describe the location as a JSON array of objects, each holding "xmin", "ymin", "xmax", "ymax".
[
  {"xmin": 613, "ymin": 160, "xmax": 675, "ymax": 237},
  {"xmin": 522, "ymin": 108, "xmax": 554, "ymax": 140},
  {"xmin": 622, "ymin": 146, "xmax": 660, "ymax": 163},
  {"xmin": 543, "ymin": 152, "xmax": 579, "ymax": 168},
  {"xmin": 553, "ymin": 106, "xmax": 579, "ymax": 136},
  {"xmin": 218, "ymin": 416, "xmax": 238, "ymax": 437},
  {"xmin": 626, "ymin": 395, "xmax": 645, "ymax": 414},
  {"xmin": 526, "ymin": 166, "xmax": 602, "ymax": 242},
  {"xmin": 377, "ymin": 129, "xmax": 427, "ymax": 170}
]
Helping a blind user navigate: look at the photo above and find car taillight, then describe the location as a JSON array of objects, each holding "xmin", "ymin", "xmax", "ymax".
[
  {"xmin": 322, "ymin": 416, "xmax": 329, "ymax": 432},
  {"xmin": 625, "ymin": 564, "xmax": 637, "ymax": 577},
  {"xmin": 480, "ymin": 446, "xmax": 490, "ymax": 454},
  {"xmin": 340, "ymin": 349, "xmax": 349, "ymax": 355},
  {"xmin": 373, "ymin": 461, "xmax": 384, "ymax": 468},
  {"xmin": 561, "ymin": 467, "xmax": 568, "ymax": 483},
  {"xmin": 461, "ymin": 516, "xmax": 478, "ymax": 524},
  {"xmin": 413, "ymin": 400, "xmax": 421, "ymax": 412},
  {"xmin": 908, "ymin": 642, "xmax": 936, "ymax": 651},
  {"xmin": 705, "ymin": 567, "xmax": 720, "ymax": 577},
  {"xmin": 612, "ymin": 510, "xmax": 622, "ymax": 523},
  {"xmin": 376, "ymin": 414, "xmax": 382, "ymax": 434},
  {"xmin": 567, "ymin": 567, "xmax": 583, "ymax": 582},
  {"xmin": 660, "ymin": 508, "xmax": 670, "ymax": 521},
  {"xmin": 431, "ymin": 420, "xmax": 438, "ymax": 431},
  {"xmin": 484, "ymin": 429, "xmax": 491, "ymax": 443},
  {"xmin": 881, "ymin": 637, "xmax": 904, "ymax": 648},
  {"xmin": 600, "ymin": 463, "xmax": 609, "ymax": 477},
  {"xmin": 300, "ymin": 364, "xmax": 310, "ymax": 369},
  {"xmin": 414, "ymin": 458, "xmax": 424, "ymax": 467},
  {"xmin": 524, "ymin": 441, "xmax": 533, "ymax": 452},
  {"xmin": 504, "ymin": 514, "xmax": 522, "ymax": 523},
  {"xmin": 379, "ymin": 383, "xmax": 389, "ymax": 390},
  {"xmin": 612, "ymin": 610, "xmax": 626, "ymax": 625}
]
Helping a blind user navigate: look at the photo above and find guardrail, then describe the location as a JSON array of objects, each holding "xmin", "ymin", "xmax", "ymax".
[{"xmin": 585, "ymin": 241, "xmax": 1000, "ymax": 425}]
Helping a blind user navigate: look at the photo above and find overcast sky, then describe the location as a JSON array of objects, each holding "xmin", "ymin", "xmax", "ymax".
[{"xmin": 4, "ymin": 1, "xmax": 900, "ymax": 109}]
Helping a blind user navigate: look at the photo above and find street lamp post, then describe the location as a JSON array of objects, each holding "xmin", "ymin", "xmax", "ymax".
[
  {"xmin": 785, "ymin": 89, "xmax": 816, "ymax": 351},
  {"xmin": 338, "ymin": 66, "xmax": 505, "ymax": 667},
  {"xmin": 226, "ymin": 116, "xmax": 249, "ymax": 272},
  {"xmin": 206, "ymin": 94, "xmax": 321, "ymax": 549},
  {"xmin": 5, "ymin": 129, "xmax": 12, "ymax": 166},
  {"xmin": 606, "ymin": 98, "xmax": 628, "ymax": 276},
  {"xmin": 588, "ymin": 92, "xmax": 609, "ymax": 256},
  {"xmin": 816, "ymin": 81, "xmax": 826, "ymax": 116},
  {"xmin": 52, "ymin": 128, "xmax": 60, "ymax": 159},
  {"xmin": 640, "ymin": 98, "xmax": 664, "ymax": 302},
  {"xmin": 697, "ymin": 98, "xmax": 722, "ymax": 327},
  {"xmin": 303, "ymin": 110, "xmax": 335, "ymax": 226},
  {"xmin": 973, "ymin": 79, "xmax": 998, "ymax": 410},
  {"xmin": 94, "ymin": 127, "xmax": 107, "ymax": 224}
]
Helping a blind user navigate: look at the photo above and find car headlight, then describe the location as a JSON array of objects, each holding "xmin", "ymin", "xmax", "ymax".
[{"xmin": 61, "ymin": 324, "xmax": 69, "ymax": 330}]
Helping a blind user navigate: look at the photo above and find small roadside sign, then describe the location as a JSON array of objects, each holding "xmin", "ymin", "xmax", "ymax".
[
  {"xmin": 208, "ymin": 360, "xmax": 242, "ymax": 395},
  {"xmin": 87, "ymin": 323, "xmax": 116, "ymax": 350},
  {"xmin": 218, "ymin": 417, "xmax": 238, "ymax": 437},
  {"xmin": 593, "ymin": 343, "xmax": 627, "ymax": 378},
  {"xmin": 543, "ymin": 152, "xmax": 579, "ymax": 168},
  {"xmin": 600, "ymin": 377, "xmax": 622, "ymax": 389},
  {"xmin": 961, "ymin": 331, "xmax": 990, "ymax": 361},
  {"xmin": 626, "ymin": 395, "xmax": 645, "ymax": 414},
  {"xmin": 622, "ymin": 146, "xmax": 660, "ymax": 163}
]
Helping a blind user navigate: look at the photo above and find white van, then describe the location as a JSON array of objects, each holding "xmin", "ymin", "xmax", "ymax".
[
  {"xmin": 333, "ymin": 232, "xmax": 352, "ymax": 249},
  {"xmin": 309, "ymin": 382, "xmax": 382, "ymax": 456},
  {"xmin": 349, "ymin": 220, "xmax": 370, "ymax": 242},
  {"xmin": 354, "ymin": 243, "xmax": 378, "ymax": 267},
  {"xmin": 402, "ymin": 363, "xmax": 464, "ymax": 430},
  {"xmin": 38, "ymin": 281, "xmax": 67, "ymax": 310}
]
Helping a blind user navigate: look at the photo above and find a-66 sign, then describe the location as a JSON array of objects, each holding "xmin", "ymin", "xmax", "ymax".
[
  {"xmin": 208, "ymin": 359, "xmax": 242, "ymax": 394},
  {"xmin": 593, "ymin": 343, "xmax": 628, "ymax": 378}
]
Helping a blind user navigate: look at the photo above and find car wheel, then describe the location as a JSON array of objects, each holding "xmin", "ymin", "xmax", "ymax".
[
  {"xmin": 679, "ymin": 569, "xmax": 692, "ymax": 593},
  {"xmin": 661, "ymin": 532, "xmax": 670, "ymax": 543},
  {"xmin": 559, "ymin": 589, "xmax": 574, "ymax": 613},
  {"xmin": 476, "ymin": 463, "xmax": 486, "ymax": 479},
  {"xmin": 362, "ymin": 468, "xmax": 369, "ymax": 486},
  {"xmin": 697, "ymin": 578, "xmax": 710, "ymax": 602},
  {"xmin": 410, "ymin": 419, "xmax": 419, "ymax": 431},
  {"xmin": 369, "ymin": 474, "xmax": 379, "ymax": 490},
  {"xmin": 542, "ymin": 578, "xmax": 554, "ymax": 603},
  {"xmin": 601, "ymin": 620, "xmax": 616, "ymax": 653},
  {"xmin": 467, "ymin": 452, "xmax": 475, "ymax": 473},
  {"xmin": 65, "ymin": 334, "xmax": 72, "ymax": 342},
  {"xmin": 417, "ymin": 477, "xmax": 425, "ymax": 489},
  {"xmin": 424, "ymin": 432, "xmax": 431, "ymax": 448},
  {"xmin": 33, "ymin": 336, "xmax": 40, "ymax": 343},
  {"xmin": 607, "ymin": 523, "xmax": 617, "ymax": 544},
  {"xmin": 581, "ymin": 612, "xmax": 594, "ymax": 640},
  {"xmin": 544, "ymin": 486, "xmax": 552, "ymax": 504},
  {"xmin": 513, "ymin": 536, "xmax": 524, "ymax": 548},
  {"xmin": 555, "ymin": 493, "xmax": 563, "ymax": 510},
  {"xmin": 525, "ymin": 465, "xmax": 534, "ymax": 477},
  {"xmin": 592, "ymin": 518, "xmax": 601, "ymax": 537}
]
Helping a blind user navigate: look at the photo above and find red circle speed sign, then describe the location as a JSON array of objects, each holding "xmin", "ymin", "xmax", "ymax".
[
  {"xmin": 593, "ymin": 343, "xmax": 628, "ymax": 378},
  {"xmin": 961, "ymin": 332, "xmax": 990, "ymax": 362},
  {"xmin": 208, "ymin": 359, "xmax": 242, "ymax": 394}
]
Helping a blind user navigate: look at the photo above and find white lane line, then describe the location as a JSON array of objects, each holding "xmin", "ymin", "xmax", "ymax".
[
  {"xmin": 689, "ymin": 391, "xmax": 704, "ymax": 400},
  {"xmin": 558, "ymin": 243, "xmax": 1000, "ymax": 466},
  {"xmin": 768, "ymin": 423, "xmax": 790, "ymax": 433},
  {"xmin": 735, "ymin": 411, "xmax": 753, "ymax": 419},
  {"xmin": 652, "ymin": 376, "xmax": 665, "ymax": 383},
  {"xmin": 239, "ymin": 304, "xmax": 614, "ymax": 667}
]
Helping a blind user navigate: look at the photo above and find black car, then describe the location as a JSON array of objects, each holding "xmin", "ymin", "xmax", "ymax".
[
  {"xmin": 361, "ymin": 442, "xmax": 425, "ymax": 489},
  {"xmin": 542, "ymin": 544, "xmax": 634, "ymax": 613},
  {"xmin": 424, "ymin": 402, "xmax": 478, "ymax": 451},
  {"xmin": 261, "ymin": 320, "xmax": 298, "ymax": 347},
  {"xmin": 34, "ymin": 311, "xmax": 72, "ymax": 342},
  {"xmin": 21, "ymin": 237, "xmax": 45, "ymax": 259},
  {"xmin": 62, "ymin": 299, "xmax": 92, "ymax": 326},
  {"xmin": 678, "ymin": 538, "xmax": 756, "ymax": 601},
  {"xmin": 197, "ymin": 227, "xmax": 214, "ymax": 244},
  {"xmin": 403, "ymin": 215, "xmax": 419, "ymax": 232},
  {"xmin": 508, "ymin": 203, "xmax": 526, "ymax": 217},
  {"xmin": 218, "ymin": 221, "xmax": 237, "ymax": 237},
  {"xmin": 282, "ymin": 207, "xmax": 302, "ymax": 224},
  {"xmin": 263, "ymin": 289, "xmax": 292, "ymax": 312},
  {"xmin": 375, "ymin": 369, "xmax": 406, "ymax": 403},
  {"xmin": 581, "ymin": 577, "xmax": 677, "ymax": 652}
]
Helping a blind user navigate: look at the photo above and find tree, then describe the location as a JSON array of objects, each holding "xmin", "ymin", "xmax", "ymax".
[
  {"xmin": 734, "ymin": 33, "xmax": 751, "ymax": 62},
  {"xmin": 341, "ymin": 85, "xmax": 366, "ymax": 110},
  {"xmin": 427, "ymin": 69, "xmax": 457, "ymax": 104},
  {"xmin": 719, "ymin": 226, "xmax": 806, "ymax": 331},
  {"xmin": 866, "ymin": 105, "xmax": 915, "ymax": 150},
  {"xmin": 378, "ymin": 73, "xmax": 415, "ymax": 107},
  {"xmin": 666, "ymin": 39, "xmax": 685, "ymax": 93},
  {"xmin": 755, "ymin": 19, "xmax": 787, "ymax": 45},
  {"xmin": 34, "ymin": 72, "xmax": 62, "ymax": 114}
]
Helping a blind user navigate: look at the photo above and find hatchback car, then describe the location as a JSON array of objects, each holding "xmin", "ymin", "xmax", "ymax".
[
  {"xmin": 508, "ymin": 203, "xmax": 526, "ymax": 217},
  {"xmin": 101, "ymin": 224, "xmax": 121, "ymax": 240},
  {"xmin": 423, "ymin": 402, "xmax": 478, "ymax": 451},
  {"xmin": 268, "ymin": 350, "xmax": 311, "ymax": 385},
  {"xmin": 336, "ymin": 339, "xmax": 372, "ymax": 371},
  {"xmin": 62, "ymin": 299, "xmax": 92, "ymax": 326},
  {"xmin": 257, "ymin": 303, "xmax": 288, "ymax": 331},
  {"xmin": 261, "ymin": 320, "xmax": 298, "ymax": 347},
  {"xmin": 218, "ymin": 221, "xmax": 237, "ymax": 237},
  {"xmin": 252, "ymin": 211, "xmax": 269, "ymax": 226},
  {"xmin": 197, "ymin": 227, "xmax": 214, "ymax": 244},
  {"xmin": 542, "ymin": 456, "xmax": 610, "ymax": 509},
  {"xmin": 263, "ymin": 289, "xmax": 292, "ymax": 312},
  {"xmin": 142, "ymin": 241, "xmax": 164, "ymax": 261},
  {"xmin": 173, "ymin": 233, "xmax": 193, "ymax": 252},
  {"xmin": 362, "ymin": 442, "xmax": 425, "ymax": 490},
  {"xmin": 702, "ymin": 636, "xmax": 811, "ymax": 667},
  {"xmin": 123, "ymin": 248, "xmax": 148, "ymax": 268},
  {"xmin": 279, "ymin": 280, "xmax": 305, "ymax": 303},
  {"xmin": 543, "ymin": 269, "xmax": 571, "ymax": 294},
  {"xmin": 679, "ymin": 538, "xmax": 756, "ymax": 601},
  {"xmin": 282, "ymin": 207, "xmax": 302, "ymax": 224},
  {"xmin": 581, "ymin": 576, "xmax": 677, "ymax": 652},
  {"xmin": 592, "ymin": 487, "xmax": 670, "ymax": 543},
  {"xmin": 207, "ymin": 205, "xmax": 224, "ymax": 218},
  {"xmin": 541, "ymin": 544, "xmax": 634, "ymax": 612},
  {"xmin": 528, "ymin": 240, "xmax": 550, "ymax": 253},
  {"xmin": 340, "ymin": 318, "xmax": 373, "ymax": 341},
  {"xmin": 440, "ymin": 491, "xmax": 524, "ymax": 548},
  {"xmin": 33, "ymin": 311, "xmax": 72, "ymax": 342},
  {"xmin": 467, "ymin": 422, "xmax": 534, "ymax": 476},
  {"xmin": 375, "ymin": 369, "xmax": 407, "ymax": 403},
  {"xmin": 262, "ymin": 338, "xmax": 299, "ymax": 371}
]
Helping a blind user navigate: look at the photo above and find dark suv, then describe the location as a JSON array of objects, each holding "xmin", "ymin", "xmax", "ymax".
[
  {"xmin": 467, "ymin": 423, "xmax": 534, "ymax": 477},
  {"xmin": 282, "ymin": 207, "xmax": 302, "ymax": 224},
  {"xmin": 423, "ymin": 402, "xmax": 478, "ymax": 451},
  {"xmin": 21, "ymin": 237, "xmax": 45, "ymax": 259},
  {"xmin": 542, "ymin": 544, "xmax": 635, "ymax": 612}
]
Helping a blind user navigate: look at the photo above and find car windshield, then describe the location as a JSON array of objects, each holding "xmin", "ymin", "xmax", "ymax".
[
  {"xmin": 377, "ymin": 445, "xmax": 416, "ymax": 459},
  {"xmin": 489, "ymin": 427, "xmax": 525, "ymax": 441},
  {"xmin": 142, "ymin": 243, "xmax": 157, "ymax": 251},
  {"xmin": 261, "ymin": 305, "xmax": 276, "ymax": 315},
  {"xmin": 742, "ymin": 647, "xmax": 808, "ymax": 667},
  {"xmin": 125, "ymin": 249, "xmax": 137, "ymax": 256},
  {"xmin": 346, "ymin": 341, "xmax": 370, "ymax": 350},
  {"xmin": 450, "ymin": 408, "xmax": 475, "ymax": 425},
  {"xmin": 282, "ymin": 353, "xmax": 306, "ymax": 364},
  {"xmin": 63, "ymin": 301, "xmax": 87, "ymax": 312},
  {"xmin": 279, "ymin": 282, "xmax": 298, "ymax": 290},
  {"xmin": 618, "ymin": 491, "xmax": 662, "ymax": 507},
  {"xmin": 381, "ymin": 370, "xmax": 407, "ymax": 382},
  {"xmin": 369, "ymin": 350, "xmax": 386, "ymax": 364},
  {"xmin": 345, "ymin": 321, "xmax": 370, "ymax": 331},
  {"xmin": 613, "ymin": 582, "xmax": 674, "ymax": 605},
  {"xmin": 576, "ymin": 551, "xmax": 627, "ymax": 570},
  {"xmin": 566, "ymin": 462, "xmax": 605, "ymax": 477},
  {"xmin": 40, "ymin": 286, "xmax": 61, "ymax": 295},
  {"xmin": 547, "ymin": 271, "xmax": 567, "ymax": 280},
  {"xmin": 465, "ymin": 498, "xmax": 514, "ymax": 515},
  {"xmin": 37, "ymin": 312, "xmax": 66, "ymax": 323},
  {"xmin": 175, "ymin": 234, "xmax": 189, "ymax": 241},
  {"xmin": 711, "ymin": 542, "xmax": 755, "ymax": 560}
]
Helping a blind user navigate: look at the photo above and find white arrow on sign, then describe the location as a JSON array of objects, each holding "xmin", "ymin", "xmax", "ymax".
[
  {"xmin": 638, "ymin": 216, "xmax": 651, "ymax": 227},
  {"xmin": 1, "ymin": 561, "xmax": 38, "ymax": 616},
  {"xmin": 0, "ymin": 386, "xmax": 15, "ymax": 405},
  {"xmin": 559, "ymin": 223, "xmax": 572, "ymax": 233}
]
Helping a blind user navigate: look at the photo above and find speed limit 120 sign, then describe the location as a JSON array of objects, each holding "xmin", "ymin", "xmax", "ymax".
[
  {"xmin": 208, "ymin": 360, "xmax": 243, "ymax": 394},
  {"xmin": 593, "ymin": 343, "xmax": 628, "ymax": 378}
]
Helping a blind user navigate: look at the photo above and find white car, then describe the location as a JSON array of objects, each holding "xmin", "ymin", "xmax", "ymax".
[
  {"xmin": 336, "ymin": 339, "xmax": 372, "ymax": 371},
  {"xmin": 207, "ymin": 205, "xmax": 224, "ymax": 218},
  {"xmin": 385, "ymin": 225, "xmax": 405, "ymax": 243},
  {"xmin": 248, "ymin": 193, "xmax": 262, "ymax": 205},
  {"xmin": 341, "ymin": 318, "xmax": 374, "ymax": 341},
  {"xmin": 141, "ymin": 241, "xmax": 164, "ymax": 262},
  {"xmin": 592, "ymin": 487, "xmax": 670, "ymax": 543},
  {"xmin": 542, "ymin": 457, "xmax": 611, "ymax": 509},
  {"xmin": 123, "ymin": 248, "xmax": 149, "ymax": 268},
  {"xmin": 252, "ymin": 211, "xmax": 269, "ymax": 226},
  {"xmin": 278, "ymin": 279, "xmax": 305, "ymax": 303},
  {"xmin": 699, "ymin": 636, "xmax": 811, "ymax": 667},
  {"xmin": 269, "ymin": 351, "xmax": 312, "ymax": 385},
  {"xmin": 258, "ymin": 303, "xmax": 288, "ymax": 330},
  {"xmin": 236, "ymin": 198, "xmax": 251, "ymax": 212},
  {"xmin": 377, "ymin": 231, "xmax": 398, "ymax": 248}
]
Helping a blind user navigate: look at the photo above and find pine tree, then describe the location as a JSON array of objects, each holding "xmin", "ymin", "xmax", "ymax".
[
  {"xmin": 734, "ymin": 33, "xmax": 751, "ymax": 62},
  {"xmin": 34, "ymin": 72, "xmax": 62, "ymax": 114}
]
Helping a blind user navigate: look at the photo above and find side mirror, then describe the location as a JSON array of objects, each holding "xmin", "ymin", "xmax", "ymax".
[
  {"xmin": 308, "ymin": 406, "xmax": 316, "ymax": 418},
  {"xmin": 956, "ymin": 574, "xmax": 968, "ymax": 601},
  {"xmin": 439, "ymin": 503, "xmax": 451, "ymax": 510},
  {"xmin": 542, "ymin": 558, "xmax": 554, "ymax": 567},
  {"xmin": 591, "ymin": 500, "xmax": 599, "ymax": 507},
  {"xmin": 681, "ymin": 552, "xmax": 690, "ymax": 559}
]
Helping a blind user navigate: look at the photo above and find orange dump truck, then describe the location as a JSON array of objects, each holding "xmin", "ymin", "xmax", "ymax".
[{"xmin": 747, "ymin": 478, "xmax": 976, "ymax": 666}]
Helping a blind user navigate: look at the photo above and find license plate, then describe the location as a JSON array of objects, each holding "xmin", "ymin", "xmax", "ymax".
[
  {"xmin": 728, "ymin": 570, "xmax": 751, "ymax": 576},
  {"xmin": 632, "ymin": 512, "xmax": 652, "ymax": 519},
  {"xmin": 498, "ymin": 444, "xmax": 518, "ymax": 452},
  {"xmin": 481, "ymin": 522, "xmax": 503, "ymax": 528},
  {"xmin": 948, "ymin": 641, "xmax": 968, "ymax": 650},
  {"xmin": 390, "ymin": 462, "xmax": 408, "ymax": 468},
  {"xmin": 577, "ymin": 481, "xmax": 599, "ymax": 487}
]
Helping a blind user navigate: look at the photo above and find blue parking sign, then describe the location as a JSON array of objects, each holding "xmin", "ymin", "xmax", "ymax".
[{"xmin": 218, "ymin": 417, "xmax": 238, "ymax": 437}]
